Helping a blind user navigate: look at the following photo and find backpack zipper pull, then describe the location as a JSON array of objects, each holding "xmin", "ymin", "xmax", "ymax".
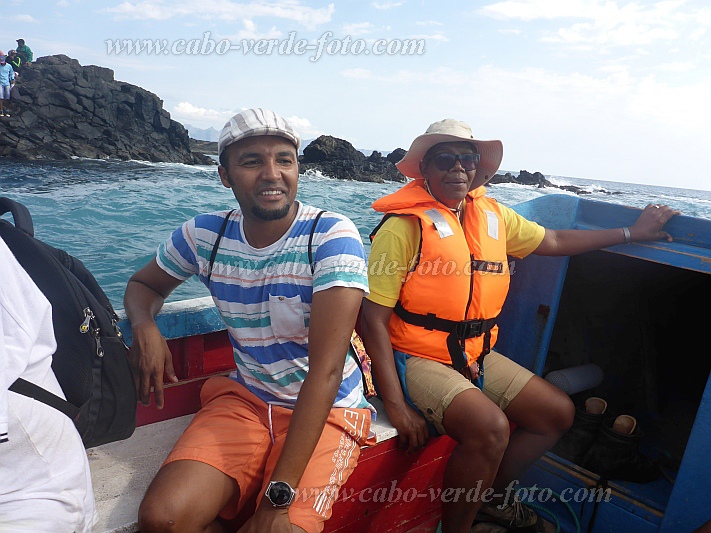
[
  {"xmin": 95, "ymin": 335, "xmax": 104, "ymax": 358},
  {"xmin": 80, "ymin": 308, "xmax": 94, "ymax": 334},
  {"xmin": 112, "ymin": 318, "xmax": 129, "ymax": 350}
]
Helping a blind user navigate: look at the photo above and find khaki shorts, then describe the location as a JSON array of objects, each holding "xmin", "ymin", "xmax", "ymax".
[
  {"xmin": 405, "ymin": 350, "xmax": 534, "ymax": 435},
  {"xmin": 164, "ymin": 376, "xmax": 374, "ymax": 533}
]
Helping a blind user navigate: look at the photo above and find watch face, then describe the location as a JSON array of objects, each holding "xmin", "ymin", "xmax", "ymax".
[{"xmin": 268, "ymin": 481, "xmax": 294, "ymax": 507}]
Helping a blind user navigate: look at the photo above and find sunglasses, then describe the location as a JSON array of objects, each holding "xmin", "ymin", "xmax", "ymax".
[{"xmin": 430, "ymin": 152, "xmax": 481, "ymax": 172}]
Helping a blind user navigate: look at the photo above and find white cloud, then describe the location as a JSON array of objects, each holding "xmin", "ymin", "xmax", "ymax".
[
  {"xmin": 285, "ymin": 115, "xmax": 323, "ymax": 138},
  {"xmin": 498, "ymin": 28, "xmax": 521, "ymax": 34},
  {"xmin": 342, "ymin": 22, "xmax": 375, "ymax": 36},
  {"xmin": 234, "ymin": 19, "xmax": 282, "ymax": 40},
  {"xmin": 410, "ymin": 33, "xmax": 449, "ymax": 42},
  {"xmin": 480, "ymin": 0, "xmax": 600, "ymax": 21},
  {"xmin": 12, "ymin": 14, "xmax": 38, "ymax": 23},
  {"xmin": 656, "ymin": 61, "xmax": 695, "ymax": 72},
  {"xmin": 104, "ymin": 1, "xmax": 335, "ymax": 30},
  {"xmin": 372, "ymin": 1, "xmax": 404, "ymax": 10},
  {"xmin": 480, "ymin": 0, "xmax": 703, "ymax": 50},
  {"xmin": 341, "ymin": 68, "xmax": 372, "ymax": 79},
  {"xmin": 349, "ymin": 63, "xmax": 710, "ymax": 141},
  {"xmin": 416, "ymin": 20, "xmax": 442, "ymax": 26},
  {"xmin": 171, "ymin": 102, "xmax": 235, "ymax": 128}
]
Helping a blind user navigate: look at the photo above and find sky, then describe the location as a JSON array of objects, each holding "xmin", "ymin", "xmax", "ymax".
[{"xmin": 2, "ymin": 0, "xmax": 711, "ymax": 192}]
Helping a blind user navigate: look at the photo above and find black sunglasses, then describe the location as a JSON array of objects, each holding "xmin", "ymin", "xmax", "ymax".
[{"xmin": 430, "ymin": 152, "xmax": 481, "ymax": 172}]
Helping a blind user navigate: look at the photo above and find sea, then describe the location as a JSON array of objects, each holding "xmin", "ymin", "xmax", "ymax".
[{"xmin": 2, "ymin": 157, "xmax": 710, "ymax": 310}]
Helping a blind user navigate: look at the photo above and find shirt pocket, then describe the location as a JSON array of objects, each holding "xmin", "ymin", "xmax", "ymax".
[{"xmin": 268, "ymin": 294, "xmax": 306, "ymax": 340}]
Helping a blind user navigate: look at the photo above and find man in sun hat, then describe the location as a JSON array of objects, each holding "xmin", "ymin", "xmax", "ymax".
[
  {"xmin": 125, "ymin": 108, "xmax": 374, "ymax": 533},
  {"xmin": 0, "ymin": 54, "xmax": 16, "ymax": 117},
  {"xmin": 361, "ymin": 118, "xmax": 680, "ymax": 532}
]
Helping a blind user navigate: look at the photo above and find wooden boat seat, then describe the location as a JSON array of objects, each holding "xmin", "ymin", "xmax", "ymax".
[{"xmin": 88, "ymin": 397, "xmax": 401, "ymax": 533}]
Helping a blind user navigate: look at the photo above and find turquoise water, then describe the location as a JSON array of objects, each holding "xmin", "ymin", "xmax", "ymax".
[{"xmin": 2, "ymin": 158, "xmax": 710, "ymax": 308}]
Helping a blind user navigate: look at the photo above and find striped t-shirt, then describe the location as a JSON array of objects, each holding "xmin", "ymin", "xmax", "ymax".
[{"xmin": 156, "ymin": 202, "xmax": 373, "ymax": 412}]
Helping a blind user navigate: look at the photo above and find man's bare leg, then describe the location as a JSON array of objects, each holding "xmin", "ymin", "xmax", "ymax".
[{"xmin": 138, "ymin": 459, "xmax": 239, "ymax": 533}]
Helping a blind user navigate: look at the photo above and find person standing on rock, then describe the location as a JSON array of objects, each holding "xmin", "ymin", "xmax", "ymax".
[
  {"xmin": 360, "ymin": 117, "xmax": 681, "ymax": 533},
  {"xmin": 15, "ymin": 39, "xmax": 32, "ymax": 67},
  {"xmin": 0, "ymin": 54, "xmax": 15, "ymax": 117},
  {"xmin": 6, "ymin": 50, "xmax": 22, "ymax": 77}
]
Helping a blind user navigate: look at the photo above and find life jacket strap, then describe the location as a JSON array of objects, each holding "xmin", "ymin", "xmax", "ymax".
[{"xmin": 393, "ymin": 301, "xmax": 496, "ymax": 371}]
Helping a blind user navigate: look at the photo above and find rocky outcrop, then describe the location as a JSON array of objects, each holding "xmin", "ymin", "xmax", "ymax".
[
  {"xmin": 490, "ymin": 170, "xmax": 553, "ymax": 187},
  {"xmin": 189, "ymin": 138, "xmax": 218, "ymax": 156},
  {"xmin": 386, "ymin": 148, "xmax": 406, "ymax": 165},
  {"xmin": 0, "ymin": 55, "xmax": 213, "ymax": 164},
  {"xmin": 299, "ymin": 135, "xmax": 406, "ymax": 183},
  {"xmin": 489, "ymin": 169, "xmax": 618, "ymax": 195}
]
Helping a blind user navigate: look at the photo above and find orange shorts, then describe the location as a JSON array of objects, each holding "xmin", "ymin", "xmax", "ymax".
[{"xmin": 163, "ymin": 376, "xmax": 375, "ymax": 533}]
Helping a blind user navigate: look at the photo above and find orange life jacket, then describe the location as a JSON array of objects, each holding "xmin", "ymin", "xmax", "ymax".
[{"xmin": 371, "ymin": 180, "xmax": 511, "ymax": 368}]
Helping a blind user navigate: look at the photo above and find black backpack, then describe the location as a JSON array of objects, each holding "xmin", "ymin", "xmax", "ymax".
[{"xmin": 0, "ymin": 197, "xmax": 137, "ymax": 449}]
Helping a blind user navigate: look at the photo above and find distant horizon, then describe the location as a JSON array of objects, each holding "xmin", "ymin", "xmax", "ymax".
[{"xmin": 182, "ymin": 126, "xmax": 709, "ymax": 195}]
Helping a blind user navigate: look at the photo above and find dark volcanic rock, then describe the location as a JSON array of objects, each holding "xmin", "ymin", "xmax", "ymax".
[
  {"xmin": 302, "ymin": 135, "xmax": 365, "ymax": 164},
  {"xmin": 190, "ymin": 138, "xmax": 218, "ymax": 156},
  {"xmin": 0, "ymin": 55, "xmax": 213, "ymax": 164},
  {"xmin": 488, "ymin": 169, "xmax": 612, "ymax": 195},
  {"xmin": 299, "ymin": 135, "xmax": 406, "ymax": 183},
  {"xmin": 386, "ymin": 148, "xmax": 406, "ymax": 165},
  {"xmin": 489, "ymin": 169, "xmax": 552, "ymax": 187}
]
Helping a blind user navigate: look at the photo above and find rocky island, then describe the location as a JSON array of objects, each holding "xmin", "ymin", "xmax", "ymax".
[
  {"xmin": 0, "ymin": 55, "xmax": 211, "ymax": 164},
  {"xmin": 0, "ymin": 54, "xmax": 612, "ymax": 195},
  {"xmin": 299, "ymin": 135, "xmax": 406, "ymax": 183}
]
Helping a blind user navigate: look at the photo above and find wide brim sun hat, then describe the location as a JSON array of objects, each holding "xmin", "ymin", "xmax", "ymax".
[
  {"xmin": 396, "ymin": 118, "xmax": 503, "ymax": 184},
  {"xmin": 218, "ymin": 108, "xmax": 301, "ymax": 158}
]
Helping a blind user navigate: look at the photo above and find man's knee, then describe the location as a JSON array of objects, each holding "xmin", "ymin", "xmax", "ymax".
[{"xmin": 138, "ymin": 493, "xmax": 188, "ymax": 532}]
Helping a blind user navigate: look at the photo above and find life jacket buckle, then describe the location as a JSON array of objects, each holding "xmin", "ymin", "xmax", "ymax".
[{"xmin": 456, "ymin": 320, "xmax": 484, "ymax": 339}]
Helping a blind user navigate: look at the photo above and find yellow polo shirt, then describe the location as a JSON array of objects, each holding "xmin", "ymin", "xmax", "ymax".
[{"xmin": 367, "ymin": 204, "xmax": 545, "ymax": 307}]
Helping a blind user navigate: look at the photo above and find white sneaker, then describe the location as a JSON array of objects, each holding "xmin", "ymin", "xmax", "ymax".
[
  {"xmin": 0, "ymin": 111, "xmax": 5, "ymax": 116},
  {"xmin": 3, "ymin": 112, "xmax": 9, "ymax": 117}
]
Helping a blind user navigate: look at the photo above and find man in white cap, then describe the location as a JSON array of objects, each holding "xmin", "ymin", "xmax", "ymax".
[
  {"xmin": 361, "ymin": 118, "xmax": 679, "ymax": 532},
  {"xmin": 124, "ymin": 108, "xmax": 374, "ymax": 533}
]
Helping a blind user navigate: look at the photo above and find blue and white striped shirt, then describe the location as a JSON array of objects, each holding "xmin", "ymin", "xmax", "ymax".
[{"xmin": 156, "ymin": 203, "xmax": 373, "ymax": 412}]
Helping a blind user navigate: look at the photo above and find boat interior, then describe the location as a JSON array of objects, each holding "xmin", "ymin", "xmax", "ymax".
[
  {"xmin": 495, "ymin": 194, "xmax": 711, "ymax": 532},
  {"xmin": 89, "ymin": 195, "xmax": 711, "ymax": 533}
]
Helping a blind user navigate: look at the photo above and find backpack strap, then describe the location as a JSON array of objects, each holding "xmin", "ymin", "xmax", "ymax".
[
  {"xmin": 207, "ymin": 210, "xmax": 236, "ymax": 284},
  {"xmin": 9, "ymin": 378, "xmax": 80, "ymax": 420},
  {"xmin": 0, "ymin": 196, "xmax": 34, "ymax": 236},
  {"xmin": 308, "ymin": 210, "xmax": 327, "ymax": 274}
]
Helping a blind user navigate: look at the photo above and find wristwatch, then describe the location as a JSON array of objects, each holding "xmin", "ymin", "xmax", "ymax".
[{"xmin": 265, "ymin": 480, "xmax": 296, "ymax": 507}]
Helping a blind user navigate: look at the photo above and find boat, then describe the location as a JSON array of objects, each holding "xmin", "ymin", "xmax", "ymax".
[{"xmin": 89, "ymin": 194, "xmax": 711, "ymax": 533}]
